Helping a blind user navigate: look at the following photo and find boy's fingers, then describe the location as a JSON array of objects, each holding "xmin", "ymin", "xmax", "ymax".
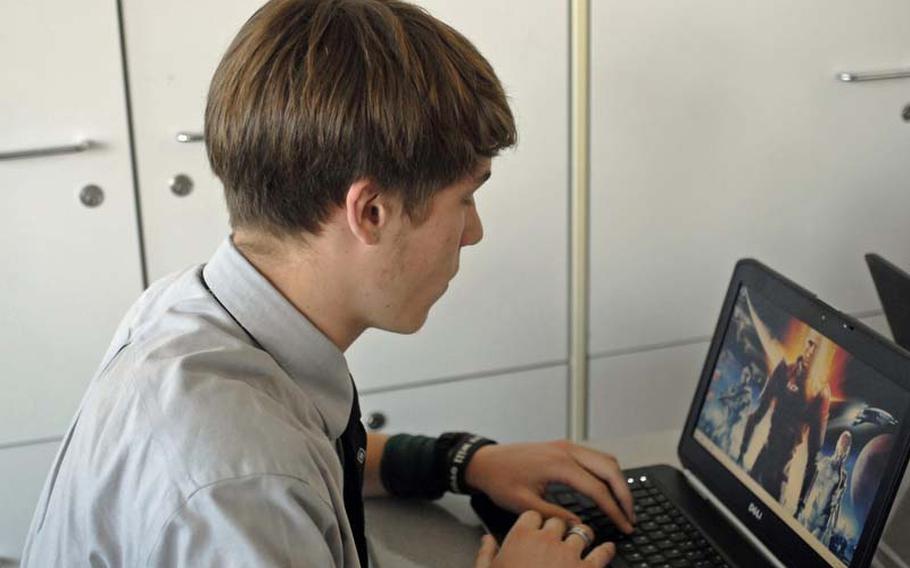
[
  {"xmin": 583, "ymin": 542, "xmax": 617, "ymax": 568},
  {"xmin": 473, "ymin": 535, "xmax": 498, "ymax": 568}
]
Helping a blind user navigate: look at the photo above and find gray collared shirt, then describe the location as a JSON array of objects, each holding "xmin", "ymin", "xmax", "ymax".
[{"xmin": 21, "ymin": 238, "xmax": 363, "ymax": 567}]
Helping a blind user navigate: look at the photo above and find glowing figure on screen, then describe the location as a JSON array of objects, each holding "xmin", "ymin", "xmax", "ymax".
[
  {"xmin": 714, "ymin": 366, "xmax": 754, "ymax": 454},
  {"xmin": 797, "ymin": 430, "xmax": 852, "ymax": 546},
  {"xmin": 735, "ymin": 293, "xmax": 831, "ymax": 504}
]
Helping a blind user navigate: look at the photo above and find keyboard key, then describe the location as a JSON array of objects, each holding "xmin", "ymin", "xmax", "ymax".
[
  {"xmin": 576, "ymin": 494, "xmax": 596, "ymax": 508},
  {"xmin": 553, "ymin": 492, "xmax": 575, "ymax": 506}
]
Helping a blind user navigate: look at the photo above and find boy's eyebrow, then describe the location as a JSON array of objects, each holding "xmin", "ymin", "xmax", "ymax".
[{"xmin": 476, "ymin": 170, "xmax": 492, "ymax": 185}]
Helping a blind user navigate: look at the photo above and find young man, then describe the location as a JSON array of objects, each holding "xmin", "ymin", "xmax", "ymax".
[{"xmin": 21, "ymin": 1, "xmax": 633, "ymax": 566}]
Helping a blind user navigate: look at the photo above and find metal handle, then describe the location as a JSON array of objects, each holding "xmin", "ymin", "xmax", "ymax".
[
  {"xmin": 176, "ymin": 131, "xmax": 204, "ymax": 143},
  {"xmin": 0, "ymin": 139, "xmax": 94, "ymax": 161},
  {"xmin": 366, "ymin": 412, "xmax": 387, "ymax": 431},
  {"xmin": 837, "ymin": 69, "xmax": 910, "ymax": 83}
]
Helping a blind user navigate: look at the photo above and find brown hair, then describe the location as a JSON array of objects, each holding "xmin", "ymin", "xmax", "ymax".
[{"xmin": 205, "ymin": 0, "xmax": 516, "ymax": 235}]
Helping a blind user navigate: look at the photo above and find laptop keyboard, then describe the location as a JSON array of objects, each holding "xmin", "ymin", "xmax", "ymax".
[{"xmin": 545, "ymin": 476, "xmax": 730, "ymax": 568}]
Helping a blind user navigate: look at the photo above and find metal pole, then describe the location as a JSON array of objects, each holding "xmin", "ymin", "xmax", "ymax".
[{"xmin": 569, "ymin": 0, "xmax": 590, "ymax": 442}]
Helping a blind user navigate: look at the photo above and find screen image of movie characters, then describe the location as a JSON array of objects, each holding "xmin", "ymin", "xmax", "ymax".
[{"xmin": 696, "ymin": 286, "xmax": 908, "ymax": 565}]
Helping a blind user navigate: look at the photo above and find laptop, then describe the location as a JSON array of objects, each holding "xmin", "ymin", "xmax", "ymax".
[
  {"xmin": 472, "ymin": 259, "xmax": 910, "ymax": 568},
  {"xmin": 866, "ymin": 254, "xmax": 910, "ymax": 351},
  {"xmin": 865, "ymin": 253, "xmax": 910, "ymax": 568}
]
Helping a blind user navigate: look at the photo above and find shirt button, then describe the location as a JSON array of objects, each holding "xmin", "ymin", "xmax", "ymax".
[{"xmin": 356, "ymin": 448, "xmax": 366, "ymax": 464}]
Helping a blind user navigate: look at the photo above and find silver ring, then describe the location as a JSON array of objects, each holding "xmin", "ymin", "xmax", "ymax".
[{"xmin": 564, "ymin": 525, "xmax": 593, "ymax": 548}]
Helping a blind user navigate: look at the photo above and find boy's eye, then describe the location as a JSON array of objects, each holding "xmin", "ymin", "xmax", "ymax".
[{"xmin": 462, "ymin": 196, "xmax": 475, "ymax": 205}]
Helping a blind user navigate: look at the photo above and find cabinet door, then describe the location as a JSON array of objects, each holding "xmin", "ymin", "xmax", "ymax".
[
  {"xmin": 360, "ymin": 365, "xmax": 568, "ymax": 443},
  {"xmin": 0, "ymin": 441, "xmax": 59, "ymax": 558},
  {"xmin": 589, "ymin": 0, "xmax": 910, "ymax": 356},
  {"xmin": 125, "ymin": 0, "xmax": 570, "ymax": 392},
  {"xmin": 0, "ymin": 0, "xmax": 143, "ymax": 445}
]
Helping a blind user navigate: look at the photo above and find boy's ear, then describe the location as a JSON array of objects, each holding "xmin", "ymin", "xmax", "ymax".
[{"xmin": 345, "ymin": 179, "xmax": 396, "ymax": 245}]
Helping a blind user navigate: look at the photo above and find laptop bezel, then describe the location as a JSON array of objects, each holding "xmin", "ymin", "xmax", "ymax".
[{"xmin": 676, "ymin": 258, "xmax": 910, "ymax": 568}]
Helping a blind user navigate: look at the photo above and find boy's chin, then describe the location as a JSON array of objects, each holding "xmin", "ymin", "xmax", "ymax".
[{"xmin": 379, "ymin": 311, "xmax": 431, "ymax": 336}]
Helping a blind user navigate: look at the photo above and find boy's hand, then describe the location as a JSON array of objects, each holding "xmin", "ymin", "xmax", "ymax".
[
  {"xmin": 473, "ymin": 512, "xmax": 616, "ymax": 568},
  {"xmin": 465, "ymin": 440, "xmax": 635, "ymax": 534}
]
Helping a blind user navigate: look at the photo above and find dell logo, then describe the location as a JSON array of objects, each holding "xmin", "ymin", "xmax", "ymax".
[{"xmin": 748, "ymin": 502, "xmax": 763, "ymax": 521}]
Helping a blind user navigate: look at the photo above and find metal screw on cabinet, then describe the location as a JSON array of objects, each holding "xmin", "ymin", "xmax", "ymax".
[
  {"xmin": 79, "ymin": 184, "xmax": 104, "ymax": 208},
  {"xmin": 366, "ymin": 412, "xmax": 387, "ymax": 431},
  {"xmin": 169, "ymin": 173, "xmax": 194, "ymax": 197},
  {"xmin": 903, "ymin": 104, "xmax": 910, "ymax": 122}
]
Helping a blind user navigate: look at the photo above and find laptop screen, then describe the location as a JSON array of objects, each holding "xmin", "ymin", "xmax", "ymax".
[
  {"xmin": 693, "ymin": 283, "xmax": 910, "ymax": 567},
  {"xmin": 867, "ymin": 254, "xmax": 910, "ymax": 352}
]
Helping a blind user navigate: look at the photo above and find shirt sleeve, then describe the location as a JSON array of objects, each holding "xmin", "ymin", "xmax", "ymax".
[{"xmin": 146, "ymin": 474, "xmax": 347, "ymax": 567}]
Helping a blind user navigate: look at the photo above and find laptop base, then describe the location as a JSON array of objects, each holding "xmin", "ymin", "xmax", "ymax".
[{"xmin": 471, "ymin": 464, "xmax": 772, "ymax": 568}]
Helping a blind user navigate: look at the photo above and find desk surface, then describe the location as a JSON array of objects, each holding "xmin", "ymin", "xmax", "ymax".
[
  {"xmin": 365, "ymin": 430, "xmax": 681, "ymax": 568},
  {"xmin": 365, "ymin": 429, "xmax": 908, "ymax": 568}
]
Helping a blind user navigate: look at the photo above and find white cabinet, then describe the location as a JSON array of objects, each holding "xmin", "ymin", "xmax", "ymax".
[
  {"xmin": 124, "ymin": 0, "xmax": 571, "ymax": 391},
  {"xmin": 588, "ymin": 343, "xmax": 707, "ymax": 441},
  {"xmin": 0, "ymin": 0, "xmax": 144, "ymax": 445},
  {"xmin": 0, "ymin": 441, "xmax": 60, "ymax": 558},
  {"xmin": 360, "ymin": 365, "xmax": 568, "ymax": 443},
  {"xmin": 588, "ymin": 0, "xmax": 910, "ymax": 356}
]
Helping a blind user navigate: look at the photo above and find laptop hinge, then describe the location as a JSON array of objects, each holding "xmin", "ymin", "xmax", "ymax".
[{"xmin": 682, "ymin": 468, "xmax": 786, "ymax": 568}]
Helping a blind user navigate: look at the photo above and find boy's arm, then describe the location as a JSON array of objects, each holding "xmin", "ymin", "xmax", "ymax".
[{"xmin": 364, "ymin": 432, "xmax": 389, "ymax": 497}]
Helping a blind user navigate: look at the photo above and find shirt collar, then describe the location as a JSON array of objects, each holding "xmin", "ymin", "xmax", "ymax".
[{"xmin": 202, "ymin": 237, "xmax": 353, "ymax": 440}]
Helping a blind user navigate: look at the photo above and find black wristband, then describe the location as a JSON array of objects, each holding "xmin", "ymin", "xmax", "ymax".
[
  {"xmin": 380, "ymin": 434, "xmax": 445, "ymax": 499},
  {"xmin": 445, "ymin": 433, "xmax": 497, "ymax": 494},
  {"xmin": 378, "ymin": 432, "xmax": 497, "ymax": 499}
]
